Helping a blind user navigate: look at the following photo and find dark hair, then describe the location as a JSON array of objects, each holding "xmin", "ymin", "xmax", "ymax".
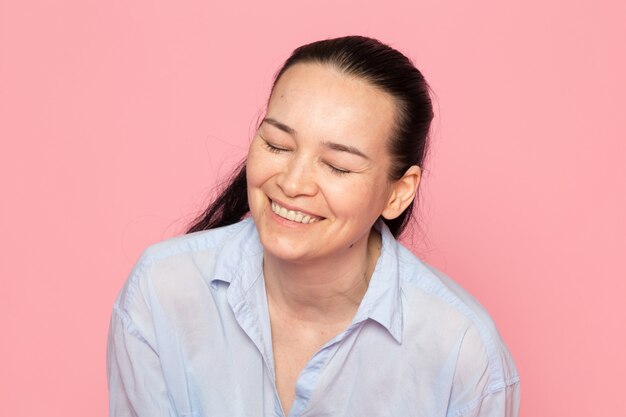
[{"xmin": 188, "ymin": 35, "xmax": 433, "ymax": 237}]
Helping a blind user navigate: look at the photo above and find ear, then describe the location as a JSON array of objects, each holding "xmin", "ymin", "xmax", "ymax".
[{"xmin": 381, "ymin": 165, "xmax": 421, "ymax": 220}]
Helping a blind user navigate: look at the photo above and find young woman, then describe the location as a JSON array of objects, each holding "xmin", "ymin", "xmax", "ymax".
[{"xmin": 107, "ymin": 36, "xmax": 520, "ymax": 417}]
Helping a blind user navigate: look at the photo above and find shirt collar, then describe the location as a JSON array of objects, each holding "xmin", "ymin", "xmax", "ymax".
[
  {"xmin": 211, "ymin": 217, "xmax": 264, "ymax": 295},
  {"xmin": 210, "ymin": 217, "xmax": 404, "ymax": 344}
]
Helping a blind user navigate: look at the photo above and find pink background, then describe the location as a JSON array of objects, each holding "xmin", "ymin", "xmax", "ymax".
[{"xmin": 1, "ymin": 0, "xmax": 625, "ymax": 415}]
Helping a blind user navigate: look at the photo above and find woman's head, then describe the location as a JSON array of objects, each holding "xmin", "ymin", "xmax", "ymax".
[
  {"xmin": 264, "ymin": 36, "xmax": 433, "ymax": 236},
  {"xmin": 187, "ymin": 36, "xmax": 433, "ymax": 238},
  {"xmin": 247, "ymin": 62, "xmax": 410, "ymax": 262}
]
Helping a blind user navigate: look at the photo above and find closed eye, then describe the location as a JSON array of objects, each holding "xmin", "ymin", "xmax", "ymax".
[
  {"xmin": 326, "ymin": 163, "xmax": 352, "ymax": 176},
  {"xmin": 263, "ymin": 140, "xmax": 290, "ymax": 154}
]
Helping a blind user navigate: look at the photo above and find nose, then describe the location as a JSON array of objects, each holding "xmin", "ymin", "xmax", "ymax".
[{"xmin": 275, "ymin": 154, "xmax": 318, "ymax": 198}]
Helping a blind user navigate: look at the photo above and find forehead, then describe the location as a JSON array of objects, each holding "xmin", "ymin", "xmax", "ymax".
[{"xmin": 266, "ymin": 63, "xmax": 397, "ymax": 153}]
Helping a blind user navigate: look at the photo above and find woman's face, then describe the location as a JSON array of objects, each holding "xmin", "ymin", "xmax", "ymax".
[{"xmin": 246, "ymin": 63, "xmax": 401, "ymax": 263}]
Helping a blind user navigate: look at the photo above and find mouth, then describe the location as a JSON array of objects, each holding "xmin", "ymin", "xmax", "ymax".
[{"xmin": 270, "ymin": 200, "xmax": 323, "ymax": 224}]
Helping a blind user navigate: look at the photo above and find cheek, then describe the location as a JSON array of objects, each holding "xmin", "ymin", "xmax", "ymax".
[
  {"xmin": 325, "ymin": 179, "xmax": 389, "ymax": 219},
  {"xmin": 246, "ymin": 145, "xmax": 271, "ymax": 188}
]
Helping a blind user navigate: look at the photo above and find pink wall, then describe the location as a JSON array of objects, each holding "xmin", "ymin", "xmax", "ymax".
[{"xmin": 1, "ymin": 1, "xmax": 624, "ymax": 415}]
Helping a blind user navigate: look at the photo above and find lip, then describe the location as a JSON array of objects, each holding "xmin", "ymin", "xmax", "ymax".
[{"xmin": 269, "ymin": 197, "xmax": 324, "ymax": 220}]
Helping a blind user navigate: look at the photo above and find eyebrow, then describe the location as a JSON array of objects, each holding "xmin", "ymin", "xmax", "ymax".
[
  {"xmin": 262, "ymin": 117, "xmax": 369, "ymax": 160},
  {"xmin": 262, "ymin": 117, "xmax": 297, "ymax": 135},
  {"xmin": 320, "ymin": 141, "xmax": 370, "ymax": 160}
]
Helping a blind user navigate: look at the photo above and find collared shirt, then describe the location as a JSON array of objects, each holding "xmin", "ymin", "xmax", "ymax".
[{"xmin": 107, "ymin": 218, "xmax": 520, "ymax": 417}]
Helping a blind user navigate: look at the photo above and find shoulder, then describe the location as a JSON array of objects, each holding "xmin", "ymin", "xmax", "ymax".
[
  {"xmin": 113, "ymin": 218, "xmax": 255, "ymax": 316},
  {"xmin": 139, "ymin": 218, "xmax": 253, "ymax": 265},
  {"xmin": 395, "ymin": 243, "xmax": 519, "ymax": 400}
]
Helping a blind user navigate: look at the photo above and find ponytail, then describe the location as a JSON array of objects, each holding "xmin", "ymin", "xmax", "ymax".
[{"xmin": 186, "ymin": 161, "xmax": 249, "ymax": 233}]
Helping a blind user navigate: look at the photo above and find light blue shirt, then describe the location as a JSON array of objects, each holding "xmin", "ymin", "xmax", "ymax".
[{"xmin": 107, "ymin": 218, "xmax": 520, "ymax": 417}]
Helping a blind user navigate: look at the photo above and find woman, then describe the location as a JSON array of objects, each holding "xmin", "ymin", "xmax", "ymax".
[{"xmin": 107, "ymin": 36, "xmax": 520, "ymax": 417}]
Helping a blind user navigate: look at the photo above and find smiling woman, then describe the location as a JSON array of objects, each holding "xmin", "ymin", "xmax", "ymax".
[{"xmin": 107, "ymin": 36, "xmax": 520, "ymax": 417}]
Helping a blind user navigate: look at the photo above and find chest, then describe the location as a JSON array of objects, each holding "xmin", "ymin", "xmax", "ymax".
[
  {"xmin": 157, "ymin": 285, "xmax": 463, "ymax": 416},
  {"xmin": 165, "ymin": 316, "xmax": 455, "ymax": 417},
  {"xmin": 269, "ymin": 316, "xmax": 348, "ymax": 415}
]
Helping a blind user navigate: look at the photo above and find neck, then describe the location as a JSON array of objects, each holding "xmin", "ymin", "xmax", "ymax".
[{"xmin": 263, "ymin": 228, "xmax": 382, "ymax": 325}]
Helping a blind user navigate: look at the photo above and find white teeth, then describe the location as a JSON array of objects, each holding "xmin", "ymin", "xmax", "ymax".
[{"xmin": 271, "ymin": 201, "xmax": 320, "ymax": 224}]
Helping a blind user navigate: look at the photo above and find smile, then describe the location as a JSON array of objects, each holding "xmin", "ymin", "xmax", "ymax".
[{"xmin": 271, "ymin": 201, "xmax": 322, "ymax": 224}]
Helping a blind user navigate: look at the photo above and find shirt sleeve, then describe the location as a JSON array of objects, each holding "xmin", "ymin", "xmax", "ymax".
[
  {"xmin": 452, "ymin": 381, "xmax": 520, "ymax": 417},
  {"xmin": 106, "ymin": 260, "xmax": 177, "ymax": 417},
  {"xmin": 446, "ymin": 325, "xmax": 521, "ymax": 417}
]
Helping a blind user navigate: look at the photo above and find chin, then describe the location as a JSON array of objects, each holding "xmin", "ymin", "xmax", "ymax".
[{"xmin": 258, "ymin": 231, "xmax": 317, "ymax": 262}]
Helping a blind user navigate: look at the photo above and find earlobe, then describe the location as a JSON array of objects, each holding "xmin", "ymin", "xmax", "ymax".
[{"xmin": 381, "ymin": 165, "xmax": 421, "ymax": 220}]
